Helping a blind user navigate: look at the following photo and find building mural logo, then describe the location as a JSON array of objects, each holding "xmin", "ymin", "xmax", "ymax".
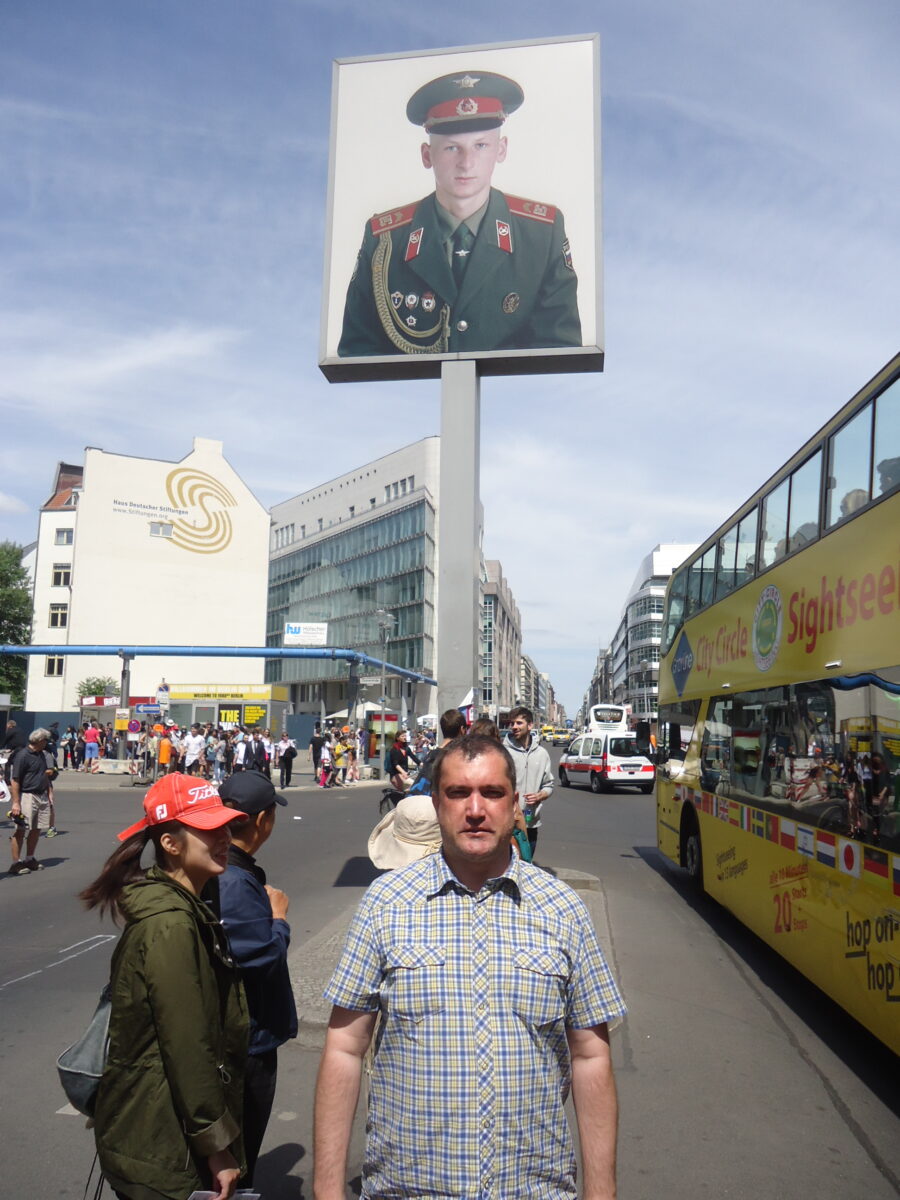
[
  {"xmin": 165, "ymin": 468, "xmax": 236, "ymax": 555},
  {"xmin": 752, "ymin": 584, "xmax": 783, "ymax": 672}
]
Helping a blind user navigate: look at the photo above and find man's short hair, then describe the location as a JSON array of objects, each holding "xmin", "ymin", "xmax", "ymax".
[
  {"xmin": 29, "ymin": 727, "xmax": 51, "ymax": 746},
  {"xmin": 440, "ymin": 709, "xmax": 467, "ymax": 739},
  {"xmin": 432, "ymin": 735, "xmax": 517, "ymax": 798},
  {"xmin": 508, "ymin": 706, "xmax": 534, "ymax": 724}
]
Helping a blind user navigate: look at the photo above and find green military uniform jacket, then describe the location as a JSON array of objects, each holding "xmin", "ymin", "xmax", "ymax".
[
  {"xmin": 338, "ymin": 188, "xmax": 582, "ymax": 357},
  {"xmin": 94, "ymin": 867, "xmax": 248, "ymax": 1200}
]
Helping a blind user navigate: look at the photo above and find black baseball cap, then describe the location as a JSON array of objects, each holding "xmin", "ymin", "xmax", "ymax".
[{"xmin": 218, "ymin": 771, "xmax": 287, "ymax": 815}]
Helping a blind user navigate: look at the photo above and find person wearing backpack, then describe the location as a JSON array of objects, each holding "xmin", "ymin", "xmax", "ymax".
[{"xmin": 80, "ymin": 775, "xmax": 248, "ymax": 1200}]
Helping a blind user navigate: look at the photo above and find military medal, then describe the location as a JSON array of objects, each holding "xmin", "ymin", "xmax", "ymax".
[
  {"xmin": 391, "ymin": 291, "xmax": 403, "ymax": 309},
  {"xmin": 422, "ymin": 292, "xmax": 435, "ymax": 312},
  {"xmin": 405, "ymin": 227, "xmax": 424, "ymax": 262},
  {"xmin": 406, "ymin": 315, "xmax": 417, "ymax": 327},
  {"xmin": 496, "ymin": 220, "xmax": 512, "ymax": 253},
  {"xmin": 502, "ymin": 293, "xmax": 520, "ymax": 314},
  {"xmin": 563, "ymin": 238, "xmax": 574, "ymax": 270},
  {"xmin": 405, "ymin": 293, "xmax": 419, "ymax": 309}
]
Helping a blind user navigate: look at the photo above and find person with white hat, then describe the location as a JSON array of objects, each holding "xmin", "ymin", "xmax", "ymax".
[{"xmin": 367, "ymin": 791, "xmax": 441, "ymax": 869}]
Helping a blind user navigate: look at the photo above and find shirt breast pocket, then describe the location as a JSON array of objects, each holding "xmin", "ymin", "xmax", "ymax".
[
  {"xmin": 382, "ymin": 944, "xmax": 446, "ymax": 1038},
  {"xmin": 512, "ymin": 947, "xmax": 568, "ymax": 1028}
]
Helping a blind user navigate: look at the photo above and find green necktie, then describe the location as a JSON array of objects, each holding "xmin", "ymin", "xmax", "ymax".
[{"xmin": 451, "ymin": 222, "xmax": 475, "ymax": 288}]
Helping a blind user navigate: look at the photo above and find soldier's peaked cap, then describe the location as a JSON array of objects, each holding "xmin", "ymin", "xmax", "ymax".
[{"xmin": 407, "ymin": 71, "xmax": 524, "ymax": 135}]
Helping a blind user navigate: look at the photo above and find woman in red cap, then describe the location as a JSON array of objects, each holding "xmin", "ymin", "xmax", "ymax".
[{"xmin": 80, "ymin": 776, "xmax": 249, "ymax": 1200}]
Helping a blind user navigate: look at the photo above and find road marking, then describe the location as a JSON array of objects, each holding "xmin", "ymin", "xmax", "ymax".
[{"xmin": 0, "ymin": 934, "xmax": 115, "ymax": 992}]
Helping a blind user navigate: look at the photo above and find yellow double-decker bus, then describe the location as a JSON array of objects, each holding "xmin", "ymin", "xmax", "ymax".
[{"xmin": 656, "ymin": 353, "xmax": 900, "ymax": 1054}]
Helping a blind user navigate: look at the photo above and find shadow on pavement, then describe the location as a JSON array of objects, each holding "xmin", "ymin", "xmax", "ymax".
[
  {"xmin": 333, "ymin": 856, "xmax": 383, "ymax": 888},
  {"xmin": 255, "ymin": 1140, "xmax": 306, "ymax": 1198},
  {"xmin": 636, "ymin": 843, "xmax": 899, "ymax": 1115}
]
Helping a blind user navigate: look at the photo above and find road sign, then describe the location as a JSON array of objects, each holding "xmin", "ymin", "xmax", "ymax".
[
  {"xmin": 135, "ymin": 703, "xmax": 161, "ymax": 715},
  {"xmin": 127, "ymin": 719, "xmax": 141, "ymax": 733}
]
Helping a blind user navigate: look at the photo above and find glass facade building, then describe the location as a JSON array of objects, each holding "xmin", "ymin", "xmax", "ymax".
[{"xmin": 266, "ymin": 495, "xmax": 436, "ymax": 696}]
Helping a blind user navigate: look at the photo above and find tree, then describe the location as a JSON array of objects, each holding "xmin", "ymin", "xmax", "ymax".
[
  {"xmin": 0, "ymin": 541, "xmax": 32, "ymax": 705},
  {"xmin": 76, "ymin": 675, "xmax": 119, "ymax": 699}
]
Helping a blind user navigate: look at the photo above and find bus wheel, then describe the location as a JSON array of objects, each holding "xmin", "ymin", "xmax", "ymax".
[
  {"xmin": 590, "ymin": 772, "xmax": 602, "ymax": 793},
  {"xmin": 682, "ymin": 811, "xmax": 703, "ymax": 889},
  {"xmin": 559, "ymin": 768, "xmax": 570, "ymax": 787}
]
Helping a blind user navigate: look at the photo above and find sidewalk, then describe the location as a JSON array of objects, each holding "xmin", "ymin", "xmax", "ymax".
[{"xmin": 49, "ymin": 758, "xmax": 373, "ymax": 791}]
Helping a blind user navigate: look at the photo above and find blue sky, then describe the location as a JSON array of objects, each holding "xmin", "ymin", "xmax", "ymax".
[{"xmin": 2, "ymin": 0, "xmax": 898, "ymax": 713}]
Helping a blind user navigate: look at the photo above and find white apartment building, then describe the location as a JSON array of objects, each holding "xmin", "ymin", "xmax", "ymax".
[{"xmin": 26, "ymin": 439, "xmax": 270, "ymax": 712}]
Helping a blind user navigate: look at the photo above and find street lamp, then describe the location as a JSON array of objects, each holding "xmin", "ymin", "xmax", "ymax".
[
  {"xmin": 376, "ymin": 608, "xmax": 395, "ymax": 771},
  {"xmin": 640, "ymin": 659, "xmax": 650, "ymax": 720}
]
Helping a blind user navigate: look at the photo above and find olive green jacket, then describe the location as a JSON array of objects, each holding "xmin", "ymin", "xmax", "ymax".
[{"xmin": 94, "ymin": 867, "xmax": 248, "ymax": 1200}]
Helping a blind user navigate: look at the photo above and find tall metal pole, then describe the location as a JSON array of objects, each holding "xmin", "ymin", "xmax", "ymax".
[{"xmin": 437, "ymin": 360, "xmax": 481, "ymax": 717}]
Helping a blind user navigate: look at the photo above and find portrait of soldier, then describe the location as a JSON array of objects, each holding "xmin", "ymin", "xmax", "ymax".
[{"xmin": 337, "ymin": 70, "xmax": 583, "ymax": 357}]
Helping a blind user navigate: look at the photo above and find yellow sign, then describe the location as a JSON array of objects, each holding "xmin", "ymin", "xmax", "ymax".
[
  {"xmin": 169, "ymin": 684, "xmax": 288, "ymax": 702},
  {"xmin": 664, "ymin": 494, "xmax": 900, "ymax": 698},
  {"xmin": 244, "ymin": 704, "xmax": 268, "ymax": 727}
]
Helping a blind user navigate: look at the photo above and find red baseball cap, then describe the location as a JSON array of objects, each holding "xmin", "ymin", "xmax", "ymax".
[{"xmin": 117, "ymin": 775, "xmax": 244, "ymax": 842}]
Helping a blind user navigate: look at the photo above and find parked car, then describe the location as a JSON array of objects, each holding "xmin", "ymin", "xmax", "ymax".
[{"xmin": 558, "ymin": 731, "xmax": 655, "ymax": 794}]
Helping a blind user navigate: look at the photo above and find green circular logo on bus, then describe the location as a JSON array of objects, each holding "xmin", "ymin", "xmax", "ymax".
[{"xmin": 752, "ymin": 584, "xmax": 783, "ymax": 672}]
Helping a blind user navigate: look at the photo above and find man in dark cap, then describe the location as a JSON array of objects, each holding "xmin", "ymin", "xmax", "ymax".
[
  {"xmin": 338, "ymin": 70, "xmax": 582, "ymax": 357},
  {"xmin": 205, "ymin": 771, "xmax": 298, "ymax": 1185}
]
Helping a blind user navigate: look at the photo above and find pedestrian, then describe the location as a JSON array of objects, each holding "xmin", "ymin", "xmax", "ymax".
[
  {"xmin": 319, "ymin": 740, "xmax": 335, "ymax": 788},
  {"xmin": 366, "ymin": 790, "xmax": 441, "ymax": 869},
  {"xmin": 182, "ymin": 723, "xmax": 206, "ymax": 776},
  {"xmin": 332, "ymin": 735, "xmax": 347, "ymax": 786},
  {"xmin": 232, "ymin": 732, "xmax": 248, "ymax": 773},
  {"xmin": 247, "ymin": 729, "xmax": 268, "ymax": 774},
  {"xmin": 207, "ymin": 772, "xmax": 298, "ymax": 1184},
  {"xmin": 308, "ymin": 723, "xmax": 325, "ymax": 782},
  {"xmin": 314, "ymin": 734, "xmax": 626, "ymax": 1200},
  {"xmin": 47, "ymin": 722, "xmax": 60, "ymax": 767},
  {"xmin": 387, "ymin": 728, "xmax": 418, "ymax": 792},
  {"xmin": 275, "ymin": 732, "xmax": 296, "ymax": 788},
  {"xmin": 356, "ymin": 725, "xmax": 368, "ymax": 766},
  {"xmin": 81, "ymin": 720, "xmax": 102, "ymax": 772},
  {"xmin": 80, "ymin": 775, "xmax": 248, "ymax": 1200},
  {"xmin": 60, "ymin": 725, "xmax": 77, "ymax": 770},
  {"xmin": 503, "ymin": 705, "xmax": 554, "ymax": 855},
  {"xmin": 8, "ymin": 727, "xmax": 57, "ymax": 874},
  {"xmin": 261, "ymin": 730, "xmax": 274, "ymax": 780}
]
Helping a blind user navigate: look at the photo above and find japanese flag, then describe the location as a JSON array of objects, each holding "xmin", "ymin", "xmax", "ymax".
[{"xmin": 838, "ymin": 838, "xmax": 861, "ymax": 877}]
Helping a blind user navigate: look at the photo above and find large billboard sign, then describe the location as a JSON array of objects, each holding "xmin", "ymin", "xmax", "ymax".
[{"xmin": 319, "ymin": 35, "xmax": 602, "ymax": 382}]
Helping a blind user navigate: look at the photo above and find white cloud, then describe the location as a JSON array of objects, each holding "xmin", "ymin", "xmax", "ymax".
[{"xmin": 0, "ymin": 491, "xmax": 28, "ymax": 515}]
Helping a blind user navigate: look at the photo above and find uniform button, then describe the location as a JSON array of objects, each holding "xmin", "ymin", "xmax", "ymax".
[{"xmin": 456, "ymin": 320, "xmax": 468, "ymax": 332}]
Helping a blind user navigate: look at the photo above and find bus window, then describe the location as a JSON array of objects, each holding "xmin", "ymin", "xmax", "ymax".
[
  {"xmin": 873, "ymin": 375, "xmax": 900, "ymax": 496},
  {"xmin": 825, "ymin": 403, "xmax": 872, "ymax": 528},
  {"xmin": 714, "ymin": 523, "xmax": 738, "ymax": 601},
  {"xmin": 685, "ymin": 559, "xmax": 701, "ymax": 620},
  {"xmin": 734, "ymin": 506, "xmax": 758, "ymax": 586},
  {"xmin": 663, "ymin": 569, "xmax": 687, "ymax": 652},
  {"xmin": 657, "ymin": 699, "xmax": 700, "ymax": 763},
  {"xmin": 787, "ymin": 449, "xmax": 822, "ymax": 552},
  {"xmin": 759, "ymin": 477, "xmax": 789, "ymax": 569},
  {"xmin": 699, "ymin": 546, "xmax": 715, "ymax": 608}
]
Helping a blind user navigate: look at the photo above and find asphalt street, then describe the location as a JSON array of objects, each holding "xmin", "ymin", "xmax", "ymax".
[{"xmin": 0, "ymin": 753, "xmax": 897, "ymax": 1199}]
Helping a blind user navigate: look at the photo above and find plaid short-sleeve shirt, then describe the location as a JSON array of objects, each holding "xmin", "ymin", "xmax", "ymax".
[{"xmin": 325, "ymin": 851, "xmax": 626, "ymax": 1200}]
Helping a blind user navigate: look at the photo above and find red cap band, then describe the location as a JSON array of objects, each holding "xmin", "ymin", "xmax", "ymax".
[{"xmin": 425, "ymin": 97, "xmax": 505, "ymax": 129}]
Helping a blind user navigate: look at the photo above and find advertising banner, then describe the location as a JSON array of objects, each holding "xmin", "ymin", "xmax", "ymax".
[
  {"xmin": 284, "ymin": 621, "xmax": 329, "ymax": 647},
  {"xmin": 320, "ymin": 35, "xmax": 602, "ymax": 381}
]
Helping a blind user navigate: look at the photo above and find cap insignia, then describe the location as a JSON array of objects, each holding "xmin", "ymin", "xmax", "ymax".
[{"xmin": 453, "ymin": 75, "xmax": 480, "ymax": 89}]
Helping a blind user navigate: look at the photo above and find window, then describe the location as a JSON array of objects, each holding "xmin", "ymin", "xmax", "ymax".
[
  {"xmin": 787, "ymin": 450, "xmax": 822, "ymax": 552},
  {"xmin": 759, "ymin": 477, "xmax": 789, "ymax": 568},
  {"xmin": 54, "ymin": 528, "xmax": 74, "ymax": 546},
  {"xmin": 49, "ymin": 603, "xmax": 68, "ymax": 628},
  {"xmin": 714, "ymin": 522, "xmax": 738, "ymax": 601},
  {"xmin": 735, "ymin": 507, "xmax": 758, "ymax": 586},
  {"xmin": 52, "ymin": 563, "xmax": 71, "ymax": 587},
  {"xmin": 149, "ymin": 522, "xmax": 174, "ymax": 538},
  {"xmin": 873, "ymin": 375, "xmax": 900, "ymax": 497},
  {"xmin": 45, "ymin": 656, "xmax": 64, "ymax": 677},
  {"xmin": 349, "ymin": 506, "xmax": 355, "ymax": 518},
  {"xmin": 826, "ymin": 403, "xmax": 872, "ymax": 528},
  {"xmin": 408, "ymin": 475, "xmax": 415, "ymax": 491}
]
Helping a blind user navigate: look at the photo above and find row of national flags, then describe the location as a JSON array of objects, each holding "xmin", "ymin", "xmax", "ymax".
[{"xmin": 687, "ymin": 788, "xmax": 900, "ymax": 894}]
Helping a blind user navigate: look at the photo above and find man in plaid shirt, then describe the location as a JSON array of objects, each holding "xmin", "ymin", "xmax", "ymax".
[{"xmin": 313, "ymin": 735, "xmax": 626, "ymax": 1200}]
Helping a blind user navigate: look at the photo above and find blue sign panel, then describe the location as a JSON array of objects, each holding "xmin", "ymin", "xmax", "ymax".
[{"xmin": 671, "ymin": 631, "xmax": 694, "ymax": 698}]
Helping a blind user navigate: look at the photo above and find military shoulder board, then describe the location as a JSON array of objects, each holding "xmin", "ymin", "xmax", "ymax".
[
  {"xmin": 369, "ymin": 203, "xmax": 417, "ymax": 237},
  {"xmin": 505, "ymin": 194, "xmax": 558, "ymax": 224}
]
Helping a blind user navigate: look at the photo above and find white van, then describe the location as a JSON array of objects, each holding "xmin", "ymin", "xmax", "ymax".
[{"xmin": 558, "ymin": 731, "xmax": 655, "ymax": 794}]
